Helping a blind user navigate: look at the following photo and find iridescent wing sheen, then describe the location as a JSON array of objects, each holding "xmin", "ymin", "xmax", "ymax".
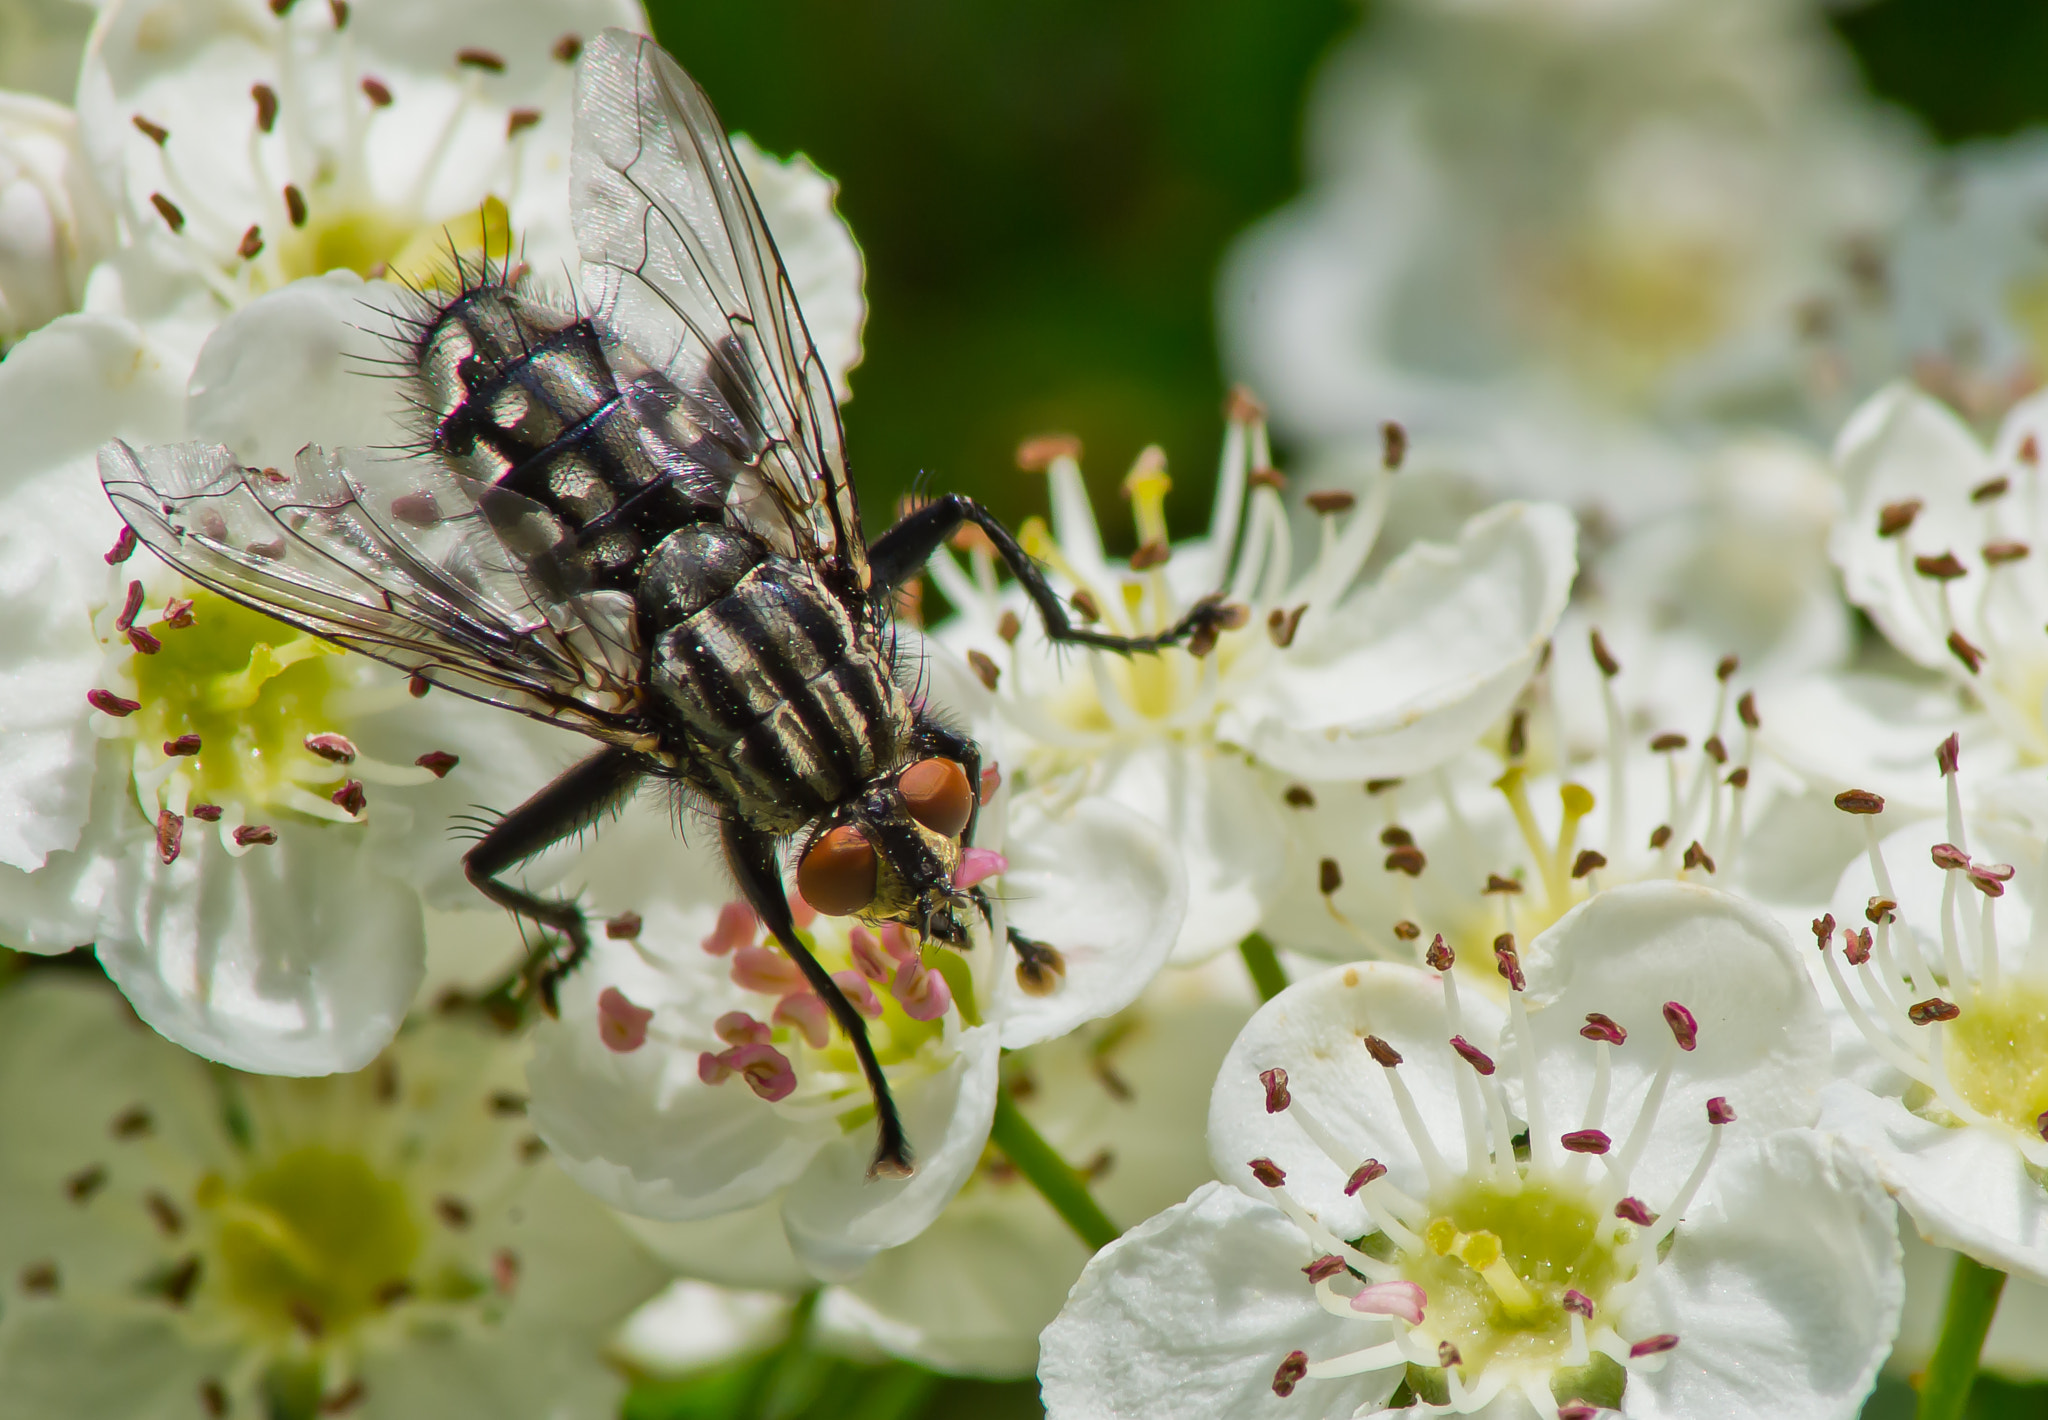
[
  {"xmin": 570, "ymin": 27, "xmax": 866, "ymax": 592},
  {"xmin": 99, "ymin": 439, "xmax": 645, "ymax": 740}
]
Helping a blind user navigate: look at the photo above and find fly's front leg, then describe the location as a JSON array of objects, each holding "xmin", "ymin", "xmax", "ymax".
[
  {"xmin": 966, "ymin": 885, "xmax": 1068, "ymax": 997},
  {"xmin": 463, "ymin": 746, "xmax": 645, "ymax": 1012},
  {"xmin": 869, "ymin": 493, "xmax": 1231, "ymax": 653}
]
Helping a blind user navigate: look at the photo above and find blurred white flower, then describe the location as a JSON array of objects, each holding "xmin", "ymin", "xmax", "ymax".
[
  {"xmin": 1041, "ymin": 884, "xmax": 1900, "ymax": 1419},
  {"xmin": 0, "ymin": 974, "xmax": 667, "ymax": 1420},
  {"xmin": 0, "ymin": 90, "xmax": 112, "ymax": 344},
  {"xmin": 525, "ymin": 671, "xmax": 1185, "ymax": 1280},
  {"xmin": 1811, "ymin": 735, "xmax": 2048, "ymax": 1284},
  {"xmin": 1223, "ymin": 0, "xmax": 1922, "ymax": 526},
  {"xmin": 613, "ymin": 1277, "xmax": 794, "ymax": 1377},
  {"xmin": 930, "ymin": 400, "xmax": 1576, "ymax": 963}
]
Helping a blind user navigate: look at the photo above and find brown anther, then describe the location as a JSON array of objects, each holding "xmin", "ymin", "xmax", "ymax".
[
  {"xmin": 373, "ymin": 1279, "xmax": 413, "ymax": 1308},
  {"xmin": 1834, "ymin": 788, "xmax": 1885, "ymax": 815},
  {"xmin": 1494, "ymin": 934, "xmax": 1524, "ymax": 991},
  {"xmin": 190, "ymin": 804, "xmax": 222, "ymax": 822},
  {"xmin": 330, "ymin": 779, "xmax": 366, "ymax": 816},
  {"xmin": 507, "ymin": 108, "xmax": 541, "ymax": 138},
  {"xmin": 1302, "ymin": 1254, "xmax": 1346, "ymax": 1284},
  {"xmin": 1224, "ymin": 385, "xmax": 1266, "ymax": 423},
  {"xmin": 1185, "ymin": 621, "xmax": 1220, "ymax": 659},
  {"xmin": 251, "ymin": 83, "xmax": 279, "ymax": 132},
  {"xmin": 1649, "ymin": 732, "xmax": 1687, "ymax": 752},
  {"xmin": 1272, "ymin": 1351, "xmax": 1309, "ymax": 1398},
  {"xmin": 1216, "ymin": 601, "xmax": 1251, "ymax": 631},
  {"xmin": 1737, "ymin": 691, "xmax": 1759, "ymax": 729},
  {"xmin": 1662, "ymin": 1001, "xmax": 1699, "ymax": 1050},
  {"xmin": 1282, "ymin": 784, "xmax": 1315, "ymax": 808},
  {"xmin": 1648, "ymin": 824, "xmax": 1673, "ymax": 849},
  {"xmin": 237, "ymin": 224, "xmax": 264, "ymax": 259},
  {"xmin": 1261, "ymin": 1067, "xmax": 1291, "ymax": 1113},
  {"xmin": 1318, "ymin": 858, "xmax": 1342, "ymax": 895},
  {"xmin": 1247, "ymin": 466, "xmax": 1286, "ymax": 491},
  {"xmin": 149, "ymin": 193, "xmax": 184, "ymax": 233},
  {"xmin": 1706, "ymin": 1096, "xmax": 1736, "ymax": 1125},
  {"xmin": 199, "ymin": 1380, "xmax": 228, "ymax": 1417},
  {"xmin": 1306, "ymin": 489, "xmax": 1355, "ymax": 516},
  {"xmin": 1014, "ymin": 941, "xmax": 1067, "ymax": 996},
  {"xmin": 1384, "ymin": 844, "xmax": 1427, "ymax": 876},
  {"xmin": 1560, "ymin": 1128, "xmax": 1612, "ymax": 1155},
  {"xmin": 19, "ymin": 1261, "xmax": 58, "ymax": 1294},
  {"xmin": 1969, "ymin": 866, "xmax": 2011, "ymax": 898},
  {"xmin": 132, "ymin": 114, "xmax": 169, "ymax": 145},
  {"xmin": 1450, "ymin": 1035, "xmax": 1495, "ymax": 1075},
  {"xmin": 161, "ymin": 598, "xmax": 194, "ymax": 628},
  {"xmin": 1614, "ymin": 1197, "xmax": 1656, "ymax": 1226},
  {"xmin": 304, "ymin": 732, "xmax": 357, "ymax": 764},
  {"xmin": 1438, "ymin": 1342, "xmax": 1463, "ymax": 1369},
  {"xmin": 106, "ymin": 526, "xmax": 138, "ymax": 564},
  {"xmin": 1067, "ymin": 588, "xmax": 1101, "ymax": 624},
  {"xmin": 1812, "ymin": 913, "xmax": 1835, "ymax": 949},
  {"xmin": 1247, "ymin": 1157, "xmax": 1286, "ymax": 1187},
  {"xmin": 1580, "ymin": 1012, "xmax": 1626, "ymax": 1046},
  {"xmin": 1361, "ymin": 1034, "xmax": 1402, "ymax": 1067},
  {"xmin": 551, "ymin": 33, "xmax": 583, "ymax": 62},
  {"xmin": 981, "ymin": 610, "xmax": 1016, "ymax": 648},
  {"xmin": 1935, "ymin": 731, "xmax": 1961, "ymax": 776},
  {"xmin": 1365, "ymin": 777, "xmax": 1401, "ymax": 794},
  {"xmin": 1844, "ymin": 927, "xmax": 1872, "ymax": 965},
  {"xmin": 360, "ymin": 76, "xmax": 392, "ymax": 106},
  {"xmin": 1915, "ymin": 551, "xmax": 1968, "ymax": 579},
  {"xmin": 1424, "ymin": 935, "xmax": 1453, "ymax": 970},
  {"xmin": 1703, "ymin": 735, "xmax": 1727, "ymax": 764},
  {"xmin": 233, "ymin": 824, "xmax": 278, "ymax": 847},
  {"xmin": 408, "ymin": 672, "xmax": 431, "ymax": 697},
  {"xmin": 1877, "ymin": 499, "xmax": 1922, "ymax": 537},
  {"xmin": 1128, "ymin": 539, "xmax": 1170, "ymax": 571},
  {"xmin": 1266, "ymin": 604, "xmax": 1306, "ymax": 647},
  {"xmin": 1380, "ymin": 826, "xmax": 1413, "ymax": 846},
  {"xmin": 414, "ymin": 750, "xmax": 458, "ymax": 778},
  {"xmin": 1015, "ymin": 433, "xmax": 1081, "ymax": 471},
  {"xmin": 434, "ymin": 1195, "xmax": 472, "ymax": 1228},
  {"xmin": 329, "ymin": 0, "xmax": 348, "ymax": 25},
  {"xmin": 145, "ymin": 1190, "xmax": 184, "ymax": 1236},
  {"xmin": 1985, "ymin": 541, "xmax": 2031, "ymax": 565},
  {"xmin": 268, "ymin": 0, "xmax": 294, "ymax": 13},
  {"xmin": 456, "ymin": 47, "xmax": 505, "ymax": 71},
  {"xmin": 156, "ymin": 810, "xmax": 182, "ymax": 864},
  {"xmin": 1393, "ymin": 920, "xmax": 1421, "ymax": 940},
  {"xmin": 156, "ymin": 1255, "xmax": 201, "ymax": 1307},
  {"xmin": 115, "ymin": 579, "xmax": 145, "ymax": 631},
  {"xmin": 966, "ymin": 649, "xmax": 1000, "ymax": 690},
  {"xmin": 125, "ymin": 626, "xmax": 161, "ymax": 655},
  {"xmin": 1563, "ymin": 1289, "xmax": 1595, "ymax": 1318},
  {"xmin": 1682, "ymin": 841, "xmax": 1716, "ymax": 874},
  {"xmin": 1865, "ymin": 896, "xmax": 1896, "ymax": 924},
  {"xmin": 1714, "ymin": 655, "xmax": 1738, "ymax": 682},
  {"xmin": 1485, "ymin": 873, "xmax": 1522, "ymax": 894},
  {"xmin": 111, "ymin": 1105, "xmax": 152, "ymax": 1138},
  {"xmin": 1590, "ymin": 628, "xmax": 1620, "ymax": 677},
  {"xmin": 1505, "ymin": 708, "xmax": 1528, "ymax": 760},
  {"xmin": 2023, "ymin": 433, "xmax": 2042, "ymax": 467},
  {"xmin": 65, "ymin": 1163, "xmax": 106, "ymax": 1202},
  {"xmin": 1381, "ymin": 420, "xmax": 1408, "ymax": 471},
  {"xmin": 1571, "ymin": 849, "xmax": 1607, "ymax": 878},
  {"xmin": 163, "ymin": 734, "xmax": 201, "ymax": 757},
  {"xmin": 1950, "ymin": 630, "xmax": 1987, "ymax": 674},
  {"xmin": 602, "ymin": 912, "xmax": 642, "ymax": 941},
  {"xmin": 284, "ymin": 183, "xmax": 307, "ymax": 227},
  {"xmin": 1727, "ymin": 766, "xmax": 1751, "ymax": 789},
  {"xmin": 1344, "ymin": 1159, "xmax": 1387, "ymax": 1194},
  {"xmin": 1972, "ymin": 476, "xmax": 2011, "ymax": 503}
]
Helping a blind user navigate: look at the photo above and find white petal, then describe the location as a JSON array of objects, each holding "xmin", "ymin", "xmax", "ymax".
[
  {"xmin": 1828, "ymin": 383, "xmax": 1994, "ymax": 671},
  {"xmin": 0, "ymin": 1307, "xmax": 241, "ymax": 1419},
  {"xmin": 1818, "ymin": 1078, "xmax": 2048, "ymax": 1284},
  {"xmin": 780, "ymin": 1021, "xmax": 1001, "ymax": 1281},
  {"xmin": 615, "ymin": 1279, "xmax": 795, "ymax": 1377},
  {"xmin": 1628, "ymin": 1130, "xmax": 1901, "ymax": 1420},
  {"xmin": 0, "ymin": 92, "xmax": 114, "ymax": 342},
  {"xmin": 622, "ymin": 1197, "xmax": 815, "ymax": 1291},
  {"xmin": 993, "ymin": 793, "xmax": 1184, "ymax": 1048},
  {"xmin": 1038, "ymin": 1181, "xmax": 1398, "ymax": 1420},
  {"xmin": 1210, "ymin": 961, "xmax": 1505, "ymax": 1230},
  {"xmin": 1223, "ymin": 501, "xmax": 1576, "ymax": 780},
  {"xmin": 1759, "ymin": 670, "xmax": 1997, "ymax": 818},
  {"xmin": 94, "ymin": 810, "xmax": 425, "ymax": 1075},
  {"xmin": 1514, "ymin": 881, "xmax": 1828, "ymax": 1201},
  {"xmin": 732, "ymin": 136, "xmax": 864, "ymax": 395}
]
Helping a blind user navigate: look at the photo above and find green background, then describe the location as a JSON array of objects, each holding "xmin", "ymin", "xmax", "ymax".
[{"xmin": 622, "ymin": 0, "xmax": 2048, "ymax": 1413}]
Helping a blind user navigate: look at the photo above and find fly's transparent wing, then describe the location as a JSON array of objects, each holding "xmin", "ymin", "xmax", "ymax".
[
  {"xmin": 100, "ymin": 439, "xmax": 644, "ymax": 739},
  {"xmin": 571, "ymin": 27, "xmax": 866, "ymax": 588}
]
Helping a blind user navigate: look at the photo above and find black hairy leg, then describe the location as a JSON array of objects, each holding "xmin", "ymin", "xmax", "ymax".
[
  {"xmin": 967, "ymin": 885, "xmax": 1069, "ymax": 998},
  {"xmin": 463, "ymin": 745, "xmax": 645, "ymax": 1012},
  {"xmin": 723, "ymin": 816, "xmax": 914, "ymax": 1179},
  {"xmin": 868, "ymin": 493, "xmax": 1230, "ymax": 652}
]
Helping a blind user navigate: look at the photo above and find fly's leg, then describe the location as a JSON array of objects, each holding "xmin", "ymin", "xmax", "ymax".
[
  {"xmin": 966, "ymin": 885, "xmax": 1068, "ymax": 997},
  {"xmin": 868, "ymin": 493, "xmax": 1230, "ymax": 653},
  {"xmin": 723, "ymin": 817, "xmax": 914, "ymax": 1179},
  {"xmin": 463, "ymin": 746, "xmax": 645, "ymax": 1013}
]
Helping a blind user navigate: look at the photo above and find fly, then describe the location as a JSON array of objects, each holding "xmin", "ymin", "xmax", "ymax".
[{"xmin": 98, "ymin": 28, "xmax": 1228, "ymax": 1178}]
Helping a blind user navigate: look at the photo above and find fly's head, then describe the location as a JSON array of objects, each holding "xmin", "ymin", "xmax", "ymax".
[{"xmin": 796, "ymin": 757, "xmax": 978, "ymax": 946}]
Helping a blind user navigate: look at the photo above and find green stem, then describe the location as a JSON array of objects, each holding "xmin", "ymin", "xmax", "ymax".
[
  {"xmin": 1239, "ymin": 931, "xmax": 1289, "ymax": 1002},
  {"xmin": 990, "ymin": 1079, "xmax": 1120, "ymax": 1251},
  {"xmin": 1917, "ymin": 1253, "xmax": 2006, "ymax": 1420},
  {"xmin": 742, "ymin": 1287, "xmax": 819, "ymax": 1418}
]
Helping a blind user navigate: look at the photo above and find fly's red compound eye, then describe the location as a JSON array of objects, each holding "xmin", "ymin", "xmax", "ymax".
[
  {"xmin": 797, "ymin": 824, "xmax": 878, "ymax": 917},
  {"xmin": 898, "ymin": 757, "xmax": 972, "ymax": 839}
]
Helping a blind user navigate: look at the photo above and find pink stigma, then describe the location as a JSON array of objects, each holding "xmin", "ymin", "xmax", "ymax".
[{"xmin": 597, "ymin": 987, "xmax": 653, "ymax": 1053}]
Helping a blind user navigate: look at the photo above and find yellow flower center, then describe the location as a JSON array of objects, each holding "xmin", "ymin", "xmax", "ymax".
[
  {"xmin": 1943, "ymin": 981, "xmax": 2048, "ymax": 1140},
  {"xmin": 269, "ymin": 195, "xmax": 512, "ymax": 290}
]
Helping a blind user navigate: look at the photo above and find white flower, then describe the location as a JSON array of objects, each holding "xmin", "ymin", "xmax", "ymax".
[
  {"xmin": 525, "ymin": 669, "xmax": 1184, "ymax": 1280},
  {"xmin": 728, "ymin": 134, "xmax": 864, "ymax": 396},
  {"xmin": 0, "ymin": 278, "xmax": 579, "ymax": 1076},
  {"xmin": 928, "ymin": 398, "xmax": 1576, "ymax": 962},
  {"xmin": 613, "ymin": 1277, "xmax": 794, "ymax": 1377},
  {"xmin": 1221, "ymin": 1, "xmax": 1921, "ymax": 526},
  {"xmin": 1041, "ymin": 883, "xmax": 1901, "ymax": 1419},
  {"xmin": 1809, "ymin": 735, "xmax": 2048, "ymax": 1283},
  {"xmin": 0, "ymin": 973, "xmax": 668, "ymax": 1420},
  {"xmin": 0, "ymin": 90, "xmax": 113, "ymax": 344},
  {"xmin": 75, "ymin": 0, "xmax": 642, "ymax": 336}
]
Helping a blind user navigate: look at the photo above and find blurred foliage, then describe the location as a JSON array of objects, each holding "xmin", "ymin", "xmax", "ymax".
[
  {"xmin": 1833, "ymin": 0, "xmax": 2048, "ymax": 143},
  {"xmin": 643, "ymin": 0, "xmax": 1349, "ymax": 552},
  {"xmin": 1863, "ymin": 1373, "xmax": 2048, "ymax": 1418}
]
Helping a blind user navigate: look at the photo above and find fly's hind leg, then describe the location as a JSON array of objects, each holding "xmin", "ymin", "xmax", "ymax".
[
  {"xmin": 463, "ymin": 746, "xmax": 645, "ymax": 1014},
  {"xmin": 868, "ymin": 493, "xmax": 1232, "ymax": 653}
]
